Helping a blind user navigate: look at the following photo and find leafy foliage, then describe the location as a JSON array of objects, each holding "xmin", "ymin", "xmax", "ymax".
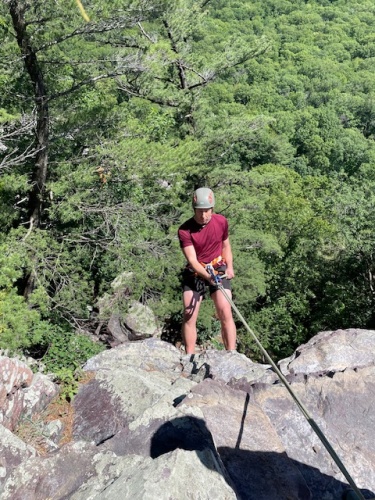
[{"xmin": 1, "ymin": 0, "xmax": 375, "ymax": 370}]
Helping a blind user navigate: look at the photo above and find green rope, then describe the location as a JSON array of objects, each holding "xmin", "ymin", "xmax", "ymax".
[{"xmin": 217, "ymin": 283, "xmax": 365, "ymax": 500}]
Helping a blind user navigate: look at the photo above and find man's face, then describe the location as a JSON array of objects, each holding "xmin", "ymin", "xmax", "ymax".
[{"xmin": 194, "ymin": 208, "xmax": 213, "ymax": 226}]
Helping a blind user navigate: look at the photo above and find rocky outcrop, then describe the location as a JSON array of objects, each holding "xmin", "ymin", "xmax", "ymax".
[
  {"xmin": 95, "ymin": 273, "xmax": 161, "ymax": 344},
  {"xmin": 0, "ymin": 357, "xmax": 58, "ymax": 493},
  {"xmin": 279, "ymin": 328, "xmax": 375, "ymax": 375},
  {"xmin": 0, "ymin": 356, "xmax": 58, "ymax": 432},
  {"xmin": 105, "ymin": 302, "xmax": 161, "ymax": 344},
  {"xmin": 1, "ymin": 329, "xmax": 375, "ymax": 499}
]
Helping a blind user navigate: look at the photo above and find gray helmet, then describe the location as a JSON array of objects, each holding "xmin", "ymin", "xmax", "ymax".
[{"xmin": 192, "ymin": 187, "xmax": 215, "ymax": 209}]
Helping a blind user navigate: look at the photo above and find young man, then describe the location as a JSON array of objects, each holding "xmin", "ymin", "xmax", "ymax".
[{"xmin": 178, "ymin": 187, "xmax": 237, "ymax": 355}]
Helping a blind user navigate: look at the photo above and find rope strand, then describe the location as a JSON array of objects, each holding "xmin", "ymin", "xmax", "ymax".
[{"xmin": 217, "ymin": 283, "xmax": 365, "ymax": 500}]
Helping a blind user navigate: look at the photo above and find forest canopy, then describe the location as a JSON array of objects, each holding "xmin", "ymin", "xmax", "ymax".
[{"xmin": 1, "ymin": 0, "xmax": 375, "ymax": 373}]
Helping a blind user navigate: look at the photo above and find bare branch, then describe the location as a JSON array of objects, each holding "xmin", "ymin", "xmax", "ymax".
[
  {"xmin": 25, "ymin": 16, "xmax": 54, "ymax": 27},
  {"xmin": 35, "ymin": 19, "xmax": 139, "ymax": 53},
  {"xmin": 116, "ymin": 81, "xmax": 180, "ymax": 107},
  {"xmin": 49, "ymin": 71, "xmax": 129, "ymax": 101},
  {"xmin": 22, "ymin": 216, "xmax": 34, "ymax": 241},
  {"xmin": 218, "ymin": 42, "xmax": 272, "ymax": 74},
  {"xmin": 1, "ymin": 112, "xmax": 35, "ymax": 139},
  {"xmin": 137, "ymin": 21, "xmax": 156, "ymax": 43},
  {"xmin": 0, "ymin": 143, "xmax": 38, "ymax": 171}
]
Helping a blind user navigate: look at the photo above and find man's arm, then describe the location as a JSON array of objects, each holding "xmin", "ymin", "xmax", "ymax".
[
  {"xmin": 222, "ymin": 238, "xmax": 235, "ymax": 279},
  {"xmin": 182, "ymin": 245, "xmax": 212, "ymax": 282}
]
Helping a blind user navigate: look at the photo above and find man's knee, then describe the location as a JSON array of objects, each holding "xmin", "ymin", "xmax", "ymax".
[
  {"xmin": 215, "ymin": 303, "xmax": 232, "ymax": 320},
  {"xmin": 183, "ymin": 312, "xmax": 197, "ymax": 325}
]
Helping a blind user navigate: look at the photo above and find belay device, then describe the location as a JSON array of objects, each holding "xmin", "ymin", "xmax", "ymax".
[{"xmin": 206, "ymin": 264, "xmax": 223, "ymax": 285}]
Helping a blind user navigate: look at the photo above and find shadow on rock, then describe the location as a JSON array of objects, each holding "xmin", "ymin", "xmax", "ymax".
[
  {"xmin": 218, "ymin": 447, "xmax": 375, "ymax": 500},
  {"xmin": 150, "ymin": 417, "xmax": 375, "ymax": 500},
  {"xmin": 150, "ymin": 416, "xmax": 217, "ymax": 460}
]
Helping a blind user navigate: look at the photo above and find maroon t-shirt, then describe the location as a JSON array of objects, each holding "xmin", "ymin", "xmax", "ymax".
[{"xmin": 178, "ymin": 213, "xmax": 229, "ymax": 263}]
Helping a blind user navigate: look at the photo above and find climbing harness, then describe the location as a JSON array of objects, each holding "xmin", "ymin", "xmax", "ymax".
[
  {"xmin": 186, "ymin": 256, "xmax": 226, "ymax": 276},
  {"xmin": 206, "ymin": 266, "xmax": 368, "ymax": 500},
  {"xmin": 203, "ymin": 256, "xmax": 225, "ymax": 269}
]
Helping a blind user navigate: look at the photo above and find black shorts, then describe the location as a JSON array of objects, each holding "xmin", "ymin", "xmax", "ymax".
[{"xmin": 181, "ymin": 265, "xmax": 231, "ymax": 297}]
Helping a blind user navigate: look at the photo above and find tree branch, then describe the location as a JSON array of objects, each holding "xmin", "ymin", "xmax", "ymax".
[
  {"xmin": 162, "ymin": 19, "xmax": 187, "ymax": 90},
  {"xmin": 49, "ymin": 71, "xmax": 130, "ymax": 101},
  {"xmin": 0, "ymin": 143, "xmax": 39, "ymax": 171},
  {"xmin": 35, "ymin": 19, "xmax": 138, "ymax": 53},
  {"xmin": 137, "ymin": 21, "xmax": 155, "ymax": 43},
  {"xmin": 116, "ymin": 81, "xmax": 180, "ymax": 107}
]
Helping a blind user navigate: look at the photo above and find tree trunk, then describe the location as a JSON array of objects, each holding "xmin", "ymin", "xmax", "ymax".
[{"xmin": 8, "ymin": 0, "xmax": 49, "ymax": 296}]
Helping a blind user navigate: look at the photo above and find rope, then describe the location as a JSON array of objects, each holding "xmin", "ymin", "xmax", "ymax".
[{"xmin": 216, "ymin": 282, "xmax": 365, "ymax": 500}]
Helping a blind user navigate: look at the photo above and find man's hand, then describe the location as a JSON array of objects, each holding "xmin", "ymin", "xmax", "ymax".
[
  {"xmin": 226, "ymin": 266, "xmax": 235, "ymax": 279},
  {"xmin": 206, "ymin": 265, "xmax": 221, "ymax": 285},
  {"xmin": 209, "ymin": 275, "xmax": 221, "ymax": 286}
]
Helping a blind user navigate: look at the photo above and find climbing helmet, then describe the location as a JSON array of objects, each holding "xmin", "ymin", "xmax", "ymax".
[{"xmin": 192, "ymin": 187, "xmax": 215, "ymax": 209}]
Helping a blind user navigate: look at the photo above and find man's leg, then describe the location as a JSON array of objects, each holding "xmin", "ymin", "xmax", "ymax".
[
  {"xmin": 182, "ymin": 289, "xmax": 203, "ymax": 354},
  {"xmin": 211, "ymin": 289, "xmax": 236, "ymax": 350}
]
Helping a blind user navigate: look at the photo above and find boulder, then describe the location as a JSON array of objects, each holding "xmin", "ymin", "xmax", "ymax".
[
  {"xmin": 123, "ymin": 301, "xmax": 160, "ymax": 339},
  {"xmin": 2, "ymin": 331, "xmax": 375, "ymax": 499},
  {"xmin": 279, "ymin": 328, "xmax": 375, "ymax": 376},
  {"xmin": 0, "ymin": 356, "xmax": 33, "ymax": 431},
  {"xmin": 107, "ymin": 313, "xmax": 130, "ymax": 343},
  {"xmin": 0, "ymin": 356, "xmax": 58, "ymax": 432},
  {"xmin": 0, "ymin": 424, "xmax": 37, "ymax": 496},
  {"xmin": 70, "ymin": 448, "xmax": 237, "ymax": 500},
  {"xmin": 21, "ymin": 372, "xmax": 59, "ymax": 417}
]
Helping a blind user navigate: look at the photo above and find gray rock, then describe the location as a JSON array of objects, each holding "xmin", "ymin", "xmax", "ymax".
[
  {"xmin": 279, "ymin": 328, "xmax": 375, "ymax": 376},
  {"xmin": 73, "ymin": 377, "xmax": 127, "ymax": 444},
  {"xmin": 71, "ymin": 449, "xmax": 237, "ymax": 500},
  {"xmin": 0, "ymin": 356, "xmax": 33, "ymax": 431},
  {"xmin": 2, "ymin": 430, "xmax": 236, "ymax": 499},
  {"xmin": 0, "ymin": 425, "xmax": 36, "ymax": 496},
  {"xmin": 123, "ymin": 301, "xmax": 160, "ymax": 339},
  {"xmin": 83, "ymin": 338, "xmax": 181, "ymax": 373},
  {"xmin": 178, "ymin": 379, "xmax": 311, "ymax": 499},
  {"xmin": 2, "ymin": 332, "xmax": 375, "ymax": 499},
  {"xmin": 103, "ymin": 404, "xmax": 208, "ymax": 458},
  {"xmin": 107, "ymin": 313, "xmax": 130, "ymax": 343},
  {"xmin": 198, "ymin": 349, "xmax": 278, "ymax": 386},
  {"xmin": 1, "ymin": 441, "xmax": 117, "ymax": 500},
  {"xmin": 254, "ymin": 366, "xmax": 375, "ymax": 498},
  {"xmin": 43, "ymin": 419, "xmax": 64, "ymax": 441},
  {"xmin": 21, "ymin": 372, "xmax": 58, "ymax": 418},
  {"xmin": 74, "ymin": 340, "xmax": 191, "ymax": 444}
]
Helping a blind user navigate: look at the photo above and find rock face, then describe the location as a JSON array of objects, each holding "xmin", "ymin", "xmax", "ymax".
[
  {"xmin": 0, "ymin": 356, "xmax": 58, "ymax": 432},
  {"xmin": 1, "ymin": 329, "xmax": 375, "ymax": 499},
  {"xmin": 96, "ymin": 275, "xmax": 161, "ymax": 344}
]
